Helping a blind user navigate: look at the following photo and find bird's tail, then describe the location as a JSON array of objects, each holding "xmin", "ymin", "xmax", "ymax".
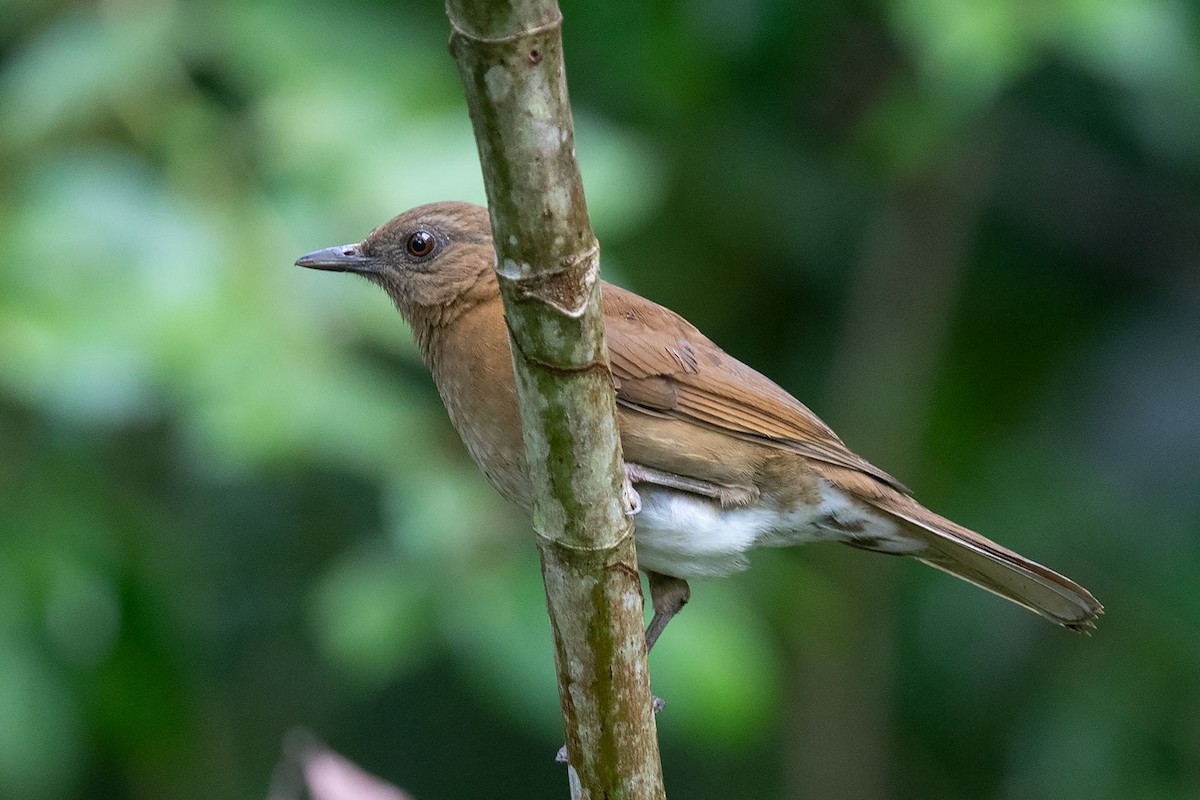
[{"xmin": 866, "ymin": 493, "xmax": 1103, "ymax": 631}]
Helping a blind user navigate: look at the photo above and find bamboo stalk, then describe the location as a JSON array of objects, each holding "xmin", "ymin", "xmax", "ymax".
[{"xmin": 444, "ymin": 2, "xmax": 666, "ymax": 797}]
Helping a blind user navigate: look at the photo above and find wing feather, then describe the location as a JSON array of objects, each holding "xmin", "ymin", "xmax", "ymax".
[{"xmin": 602, "ymin": 282, "xmax": 907, "ymax": 492}]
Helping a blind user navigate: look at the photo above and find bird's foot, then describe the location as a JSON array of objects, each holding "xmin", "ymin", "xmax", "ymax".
[{"xmin": 621, "ymin": 464, "xmax": 642, "ymax": 516}]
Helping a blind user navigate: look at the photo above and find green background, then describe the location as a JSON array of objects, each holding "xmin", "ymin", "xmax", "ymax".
[{"xmin": 2, "ymin": 0, "xmax": 1198, "ymax": 797}]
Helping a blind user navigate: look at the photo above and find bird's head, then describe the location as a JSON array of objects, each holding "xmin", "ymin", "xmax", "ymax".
[{"xmin": 295, "ymin": 201, "xmax": 497, "ymax": 319}]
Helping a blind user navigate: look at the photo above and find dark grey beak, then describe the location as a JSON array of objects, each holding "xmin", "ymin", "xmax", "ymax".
[{"xmin": 295, "ymin": 244, "xmax": 378, "ymax": 274}]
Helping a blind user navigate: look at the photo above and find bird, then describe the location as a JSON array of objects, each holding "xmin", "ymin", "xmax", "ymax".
[{"xmin": 296, "ymin": 201, "xmax": 1102, "ymax": 649}]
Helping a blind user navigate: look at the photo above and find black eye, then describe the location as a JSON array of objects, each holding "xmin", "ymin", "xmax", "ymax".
[{"xmin": 406, "ymin": 230, "xmax": 435, "ymax": 258}]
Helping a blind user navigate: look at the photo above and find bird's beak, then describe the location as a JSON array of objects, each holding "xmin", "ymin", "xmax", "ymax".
[{"xmin": 294, "ymin": 244, "xmax": 379, "ymax": 274}]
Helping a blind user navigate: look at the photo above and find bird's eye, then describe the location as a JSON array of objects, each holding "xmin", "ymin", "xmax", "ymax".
[{"xmin": 406, "ymin": 231, "xmax": 436, "ymax": 258}]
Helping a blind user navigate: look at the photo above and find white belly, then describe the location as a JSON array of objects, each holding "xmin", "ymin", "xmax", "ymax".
[{"xmin": 632, "ymin": 479, "xmax": 917, "ymax": 579}]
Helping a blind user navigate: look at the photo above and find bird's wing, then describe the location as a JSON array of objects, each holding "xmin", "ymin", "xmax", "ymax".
[{"xmin": 601, "ymin": 283, "xmax": 908, "ymax": 493}]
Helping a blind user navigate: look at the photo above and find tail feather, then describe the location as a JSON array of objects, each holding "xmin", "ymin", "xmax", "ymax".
[{"xmin": 872, "ymin": 495, "xmax": 1103, "ymax": 631}]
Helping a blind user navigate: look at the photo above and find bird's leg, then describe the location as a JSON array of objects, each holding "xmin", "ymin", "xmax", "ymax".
[
  {"xmin": 624, "ymin": 462, "xmax": 758, "ymax": 508},
  {"xmin": 645, "ymin": 571, "xmax": 691, "ymax": 654}
]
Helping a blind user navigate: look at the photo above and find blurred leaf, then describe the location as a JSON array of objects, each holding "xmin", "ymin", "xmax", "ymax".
[
  {"xmin": 889, "ymin": 0, "xmax": 1036, "ymax": 110},
  {"xmin": 1055, "ymin": 0, "xmax": 1200, "ymax": 90},
  {"xmin": 0, "ymin": 640, "xmax": 84, "ymax": 800},
  {"xmin": 0, "ymin": 6, "xmax": 179, "ymax": 148},
  {"xmin": 311, "ymin": 549, "xmax": 434, "ymax": 685},
  {"xmin": 441, "ymin": 557, "xmax": 563, "ymax": 734}
]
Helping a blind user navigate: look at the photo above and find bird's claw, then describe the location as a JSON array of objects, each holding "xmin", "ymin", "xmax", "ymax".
[
  {"xmin": 623, "ymin": 482, "xmax": 642, "ymax": 516},
  {"xmin": 623, "ymin": 464, "xmax": 643, "ymax": 516}
]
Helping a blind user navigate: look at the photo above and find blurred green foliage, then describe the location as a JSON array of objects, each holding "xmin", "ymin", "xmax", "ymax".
[{"xmin": 1, "ymin": 0, "xmax": 1198, "ymax": 798}]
